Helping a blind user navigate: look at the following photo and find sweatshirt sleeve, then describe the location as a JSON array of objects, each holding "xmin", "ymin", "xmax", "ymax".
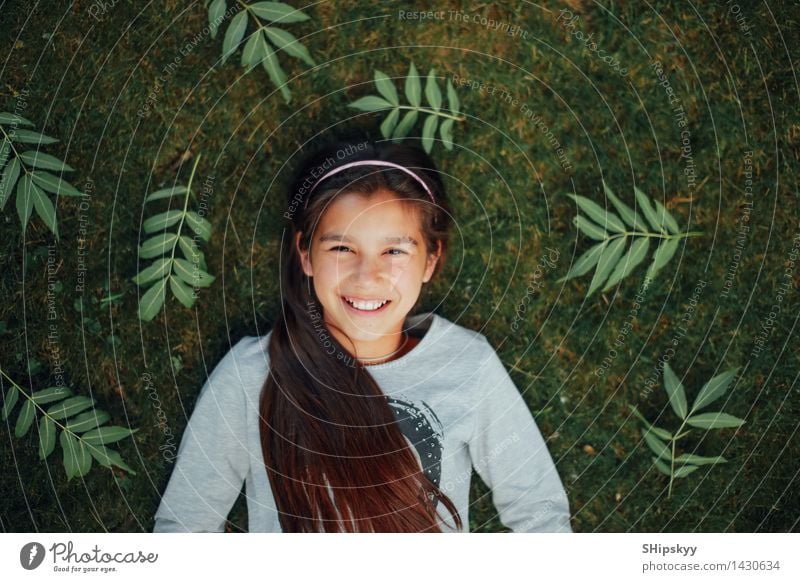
[
  {"xmin": 153, "ymin": 339, "xmax": 253, "ymax": 532},
  {"xmin": 468, "ymin": 337, "xmax": 572, "ymax": 533}
]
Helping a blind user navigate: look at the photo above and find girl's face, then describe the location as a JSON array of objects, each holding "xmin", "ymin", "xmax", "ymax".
[{"xmin": 297, "ymin": 189, "xmax": 440, "ymax": 360}]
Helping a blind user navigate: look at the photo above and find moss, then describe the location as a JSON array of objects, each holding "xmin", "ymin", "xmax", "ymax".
[{"xmin": 1, "ymin": 0, "xmax": 798, "ymax": 532}]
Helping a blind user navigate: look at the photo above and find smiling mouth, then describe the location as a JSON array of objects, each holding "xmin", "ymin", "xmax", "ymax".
[{"xmin": 342, "ymin": 296, "xmax": 392, "ymax": 312}]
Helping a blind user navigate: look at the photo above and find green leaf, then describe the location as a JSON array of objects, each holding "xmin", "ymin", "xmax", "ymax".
[
  {"xmin": 184, "ymin": 211, "xmax": 212, "ymax": 242},
  {"xmin": 37, "ymin": 416, "xmax": 56, "ymax": 460},
  {"xmin": 30, "ymin": 386, "xmax": 72, "ymax": 404},
  {"xmin": 47, "ymin": 396, "xmax": 95, "ymax": 420},
  {"xmin": 16, "ymin": 173, "xmax": 34, "ymax": 229},
  {"xmin": 645, "ymin": 238, "xmax": 679, "ymax": 280},
  {"xmin": 9, "ymin": 129, "xmax": 58, "ymax": 145},
  {"xmin": 1, "ymin": 157, "xmax": 21, "ymax": 211},
  {"xmin": 446, "ymin": 77, "xmax": 459, "ymax": 115},
  {"xmin": 643, "ymin": 429, "xmax": 672, "ymax": 461},
  {"xmin": 628, "ymin": 405, "xmax": 674, "ymax": 441},
  {"xmin": 82, "ymin": 426, "xmax": 138, "ymax": 446},
  {"xmin": 2, "ymin": 385, "xmax": 19, "ymax": 420},
  {"xmin": 61, "ymin": 431, "xmax": 76, "ymax": 480},
  {"xmin": 145, "ymin": 185, "xmax": 188, "ymax": 203},
  {"xmin": 673, "ymin": 464, "xmax": 700, "ymax": 478},
  {"xmin": 374, "ymin": 70, "xmax": 399, "ymax": 106},
  {"xmin": 30, "ymin": 171, "xmax": 85, "ymax": 197},
  {"xmin": 601, "ymin": 236, "xmax": 650, "ymax": 292},
  {"xmin": 30, "ymin": 181, "xmax": 59, "ymax": 238},
  {"xmin": 405, "ymin": 62, "xmax": 422, "ymax": 107},
  {"xmin": 662, "ymin": 363, "xmax": 688, "ymax": 419},
  {"xmin": 652, "ymin": 457, "xmax": 672, "ymax": 476},
  {"xmin": 263, "ymin": 27, "xmax": 315, "ymax": 66},
  {"xmin": 222, "ymin": 10, "xmax": 247, "ymax": 64},
  {"xmin": 139, "ymin": 233, "xmax": 179, "ymax": 259},
  {"xmin": 179, "ymin": 235, "xmax": 206, "ymax": 269},
  {"xmin": 65, "ymin": 409, "xmax": 111, "ymax": 433},
  {"xmin": 634, "ymin": 186, "xmax": 664, "ymax": 233},
  {"xmin": 1, "ymin": 140, "xmax": 10, "ymax": 171},
  {"xmin": 0, "ymin": 111, "xmax": 34, "ymax": 126},
  {"xmin": 603, "ymin": 180, "xmax": 643, "ymax": 230},
  {"xmin": 392, "ymin": 109, "xmax": 418, "ymax": 141},
  {"xmin": 568, "ymin": 194, "xmax": 627, "ymax": 233},
  {"xmin": 138, "ymin": 277, "xmax": 168, "ymax": 321},
  {"xmin": 173, "ymin": 258, "xmax": 215, "ymax": 287},
  {"xmin": 15, "ymin": 399, "xmax": 35, "ymax": 437},
  {"xmin": 208, "ymin": 0, "xmax": 226, "ymax": 39},
  {"xmin": 573, "ymin": 215, "xmax": 607, "ymax": 241},
  {"xmin": 349, "ymin": 96, "xmax": 393, "ymax": 112},
  {"xmin": 249, "ymin": 1, "xmax": 310, "ymax": 23},
  {"xmin": 654, "ymin": 199, "xmax": 680, "ymax": 234},
  {"xmin": 241, "ymin": 29, "xmax": 265, "ymax": 70},
  {"xmin": 169, "ymin": 275, "xmax": 196, "ymax": 308},
  {"xmin": 425, "ymin": 69, "xmax": 442, "ymax": 111},
  {"xmin": 380, "ymin": 108, "xmax": 400, "ymax": 139},
  {"xmin": 558, "ymin": 241, "xmax": 607, "ymax": 283},
  {"xmin": 440, "ymin": 118, "xmax": 454, "ymax": 150},
  {"xmin": 60, "ymin": 430, "xmax": 92, "ymax": 480},
  {"xmin": 261, "ymin": 44, "xmax": 290, "ymax": 103},
  {"xmin": 18, "ymin": 151, "xmax": 74, "ymax": 172},
  {"xmin": 675, "ymin": 453, "xmax": 727, "ymax": 466},
  {"xmin": 691, "ymin": 368, "xmax": 740, "ymax": 414},
  {"xmin": 586, "ymin": 237, "xmax": 625, "ymax": 296},
  {"xmin": 143, "ymin": 209, "xmax": 184, "ymax": 233},
  {"xmin": 132, "ymin": 258, "xmax": 173, "ymax": 286},
  {"xmin": 87, "ymin": 443, "xmax": 136, "ymax": 474},
  {"xmin": 421, "ymin": 114, "xmax": 438, "ymax": 154},
  {"xmin": 685, "ymin": 412, "xmax": 746, "ymax": 430}
]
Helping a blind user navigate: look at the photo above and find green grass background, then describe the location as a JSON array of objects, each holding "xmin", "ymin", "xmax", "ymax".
[{"xmin": 1, "ymin": 0, "xmax": 798, "ymax": 532}]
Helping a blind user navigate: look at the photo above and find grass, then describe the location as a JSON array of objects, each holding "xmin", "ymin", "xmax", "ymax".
[{"xmin": 1, "ymin": 0, "xmax": 798, "ymax": 532}]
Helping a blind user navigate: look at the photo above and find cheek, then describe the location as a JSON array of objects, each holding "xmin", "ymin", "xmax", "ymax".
[
  {"xmin": 313, "ymin": 250, "xmax": 348, "ymax": 273},
  {"xmin": 388, "ymin": 257, "xmax": 425, "ymax": 287},
  {"xmin": 388, "ymin": 259, "xmax": 408, "ymax": 280},
  {"xmin": 314, "ymin": 262, "xmax": 343, "ymax": 286}
]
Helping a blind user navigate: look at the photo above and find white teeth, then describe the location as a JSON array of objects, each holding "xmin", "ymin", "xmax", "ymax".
[{"xmin": 344, "ymin": 297, "xmax": 389, "ymax": 311}]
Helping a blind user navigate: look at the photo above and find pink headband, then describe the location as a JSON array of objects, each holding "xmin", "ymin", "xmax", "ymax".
[{"xmin": 302, "ymin": 160, "xmax": 435, "ymax": 209}]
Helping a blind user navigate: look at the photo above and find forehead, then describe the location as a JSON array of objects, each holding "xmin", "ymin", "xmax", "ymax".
[{"xmin": 316, "ymin": 190, "xmax": 423, "ymax": 238}]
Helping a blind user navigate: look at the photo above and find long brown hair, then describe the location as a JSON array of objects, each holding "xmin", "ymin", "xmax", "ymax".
[{"xmin": 259, "ymin": 138, "xmax": 462, "ymax": 532}]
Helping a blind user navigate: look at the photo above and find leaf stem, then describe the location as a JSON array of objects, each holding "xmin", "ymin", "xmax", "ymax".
[
  {"xmin": 606, "ymin": 230, "xmax": 703, "ymax": 242},
  {"xmin": 396, "ymin": 105, "xmax": 465, "ymax": 122},
  {"xmin": 668, "ymin": 417, "xmax": 690, "ymax": 498},
  {"xmin": 0, "ymin": 366, "xmax": 130, "ymax": 461},
  {"xmin": 167, "ymin": 154, "xmax": 202, "ymax": 270},
  {"xmin": 235, "ymin": 0, "xmax": 268, "ymax": 34},
  {"xmin": 1, "ymin": 366, "xmax": 70, "ymax": 432},
  {"xmin": 0, "ymin": 122, "xmax": 38, "ymax": 180}
]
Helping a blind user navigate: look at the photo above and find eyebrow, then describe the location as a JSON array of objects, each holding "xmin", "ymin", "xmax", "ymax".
[{"xmin": 318, "ymin": 233, "xmax": 418, "ymax": 246}]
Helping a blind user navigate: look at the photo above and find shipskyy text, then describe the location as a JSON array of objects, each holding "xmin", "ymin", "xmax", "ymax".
[{"xmin": 642, "ymin": 543, "xmax": 697, "ymax": 557}]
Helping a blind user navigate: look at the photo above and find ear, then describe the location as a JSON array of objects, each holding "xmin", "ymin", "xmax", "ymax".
[
  {"xmin": 422, "ymin": 240, "xmax": 442, "ymax": 283},
  {"xmin": 296, "ymin": 231, "xmax": 313, "ymax": 277}
]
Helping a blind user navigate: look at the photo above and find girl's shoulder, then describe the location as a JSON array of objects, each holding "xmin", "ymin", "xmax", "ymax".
[
  {"xmin": 209, "ymin": 334, "xmax": 272, "ymax": 400},
  {"xmin": 427, "ymin": 313, "xmax": 493, "ymax": 351},
  {"xmin": 410, "ymin": 312, "xmax": 499, "ymax": 368}
]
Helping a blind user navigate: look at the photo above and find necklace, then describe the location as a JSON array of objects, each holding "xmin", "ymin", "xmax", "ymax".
[{"xmin": 358, "ymin": 332, "xmax": 410, "ymax": 365}]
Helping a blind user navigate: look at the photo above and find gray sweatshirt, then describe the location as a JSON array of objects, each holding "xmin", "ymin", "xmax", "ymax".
[{"xmin": 153, "ymin": 312, "xmax": 572, "ymax": 533}]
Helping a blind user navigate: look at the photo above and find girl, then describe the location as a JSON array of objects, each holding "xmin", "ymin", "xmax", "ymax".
[{"xmin": 153, "ymin": 139, "xmax": 571, "ymax": 533}]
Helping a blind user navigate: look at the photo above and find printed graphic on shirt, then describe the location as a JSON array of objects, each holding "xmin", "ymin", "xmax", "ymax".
[{"xmin": 386, "ymin": 396, "xmax": 443, "ymax": 509}]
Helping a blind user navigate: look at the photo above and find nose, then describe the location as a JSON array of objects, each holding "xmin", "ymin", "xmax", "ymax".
[{"xmin": 351, "ymin": 254, "xmax": 386, "ymax": 285}]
